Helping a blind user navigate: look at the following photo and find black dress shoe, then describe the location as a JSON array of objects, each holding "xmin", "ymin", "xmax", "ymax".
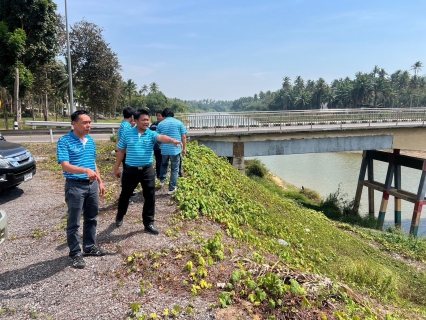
[
  {"xmin": 144, "ymin": 224, "xmax": 159, "ymax": 235},
  {"xmin": 116, "ymin": 218, "xmax": 123, "ymax": 227}
]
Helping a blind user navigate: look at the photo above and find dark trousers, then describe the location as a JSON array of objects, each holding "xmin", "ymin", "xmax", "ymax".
[
  {"xmin": 178, "ymin": 152, "xmax": 183, "ymax": 177},
  {"xmin": 154, "ymin": 149, "xmax": 162, "ymax": 179},
  {"xmin": 65, "ymin": 179, "xmax": 99, "ymax": 258},
  {"xmin": 116, "ymin": 165, "xmax": 156, "ymax": 226}
]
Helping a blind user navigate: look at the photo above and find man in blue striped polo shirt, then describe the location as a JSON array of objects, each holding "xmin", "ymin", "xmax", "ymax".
[
  {"xmin": 57, "ymin": 110, "xmax": 107, "ymax": 269},
  {"xmin": 113, "ymin": 109, "xmax": 182, "ymax": 234},
  {"xmin": 157, "ymin": 108, "xmax": 187, "ymax": 195},
  {"xmin": 116, "ymin": 107, "xmax": 135, "ymax": 165}
]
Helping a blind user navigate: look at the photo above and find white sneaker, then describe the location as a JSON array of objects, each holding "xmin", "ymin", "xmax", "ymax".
[{"xmin": 167, "ymin": 188, "xmax": 177, "ymax": 195}]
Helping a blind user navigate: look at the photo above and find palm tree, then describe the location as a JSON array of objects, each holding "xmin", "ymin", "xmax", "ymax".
[
  {"xmin": 295, "ymin": 91, "xmax": 312, "ymax": 110},
  {"xmin": 294, "ymin": 76, "xmax": 305, "ymax": 94},
  {"xmin": 123, "ymin": 79, "xmax": 137, "ymax": 101},
  {"xmin": 371, "ymin": 66, "xmax": 388, "ymax": 108},
  {"xmin": 334, "ymin": 79, "xmax": 353, "ymax": 108},
  {"xmin": 417, "ymin": 76, "xmax": 426, "ymax": 107},
  {"xmin": 313, "ymin": 78, "xmax": 329, "ymax": 108},
  {"xmin": 139, "ymin": 84, "xmax": 148, "ymax": 96},
  {"xmin": 149, "ymin": 82, "xmax": 159, "ymax": 94},
  {"xmin": 411, "ymin": 61, "xmax": 423, "ymax": 76},
  {"xmin": 282, "ymin": 76, "xmax": 292, "ymax": 90},
  {"xmin": 352, "ymin": 72, "xmax": 373, "ymax": 107}
]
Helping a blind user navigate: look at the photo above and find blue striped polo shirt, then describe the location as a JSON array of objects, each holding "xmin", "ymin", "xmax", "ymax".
[
  {"xmin": 117, "ymin": 127, "xmax": 159, "ymax": 167},
  {"xmin": 156, "ymin": 117, "xmax": 187, "ymax": 156},
  {"xmin": 57, "ymin": 130, "xmax": 97, "ymax": 180},
  {"xmin": 117, "ymin": 120, "xmax": 132, "ymax": 141}
]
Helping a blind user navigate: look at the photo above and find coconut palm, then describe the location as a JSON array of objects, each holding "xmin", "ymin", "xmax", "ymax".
[
  {"xmin": 371, "ymin": 66, "xmax": 388, "ymax": 108},
  {"xmin": 282, "ymin": 76, "xmax": 292, "ymax": 90},
  {"xmin": 411, "ymin": 61, "xmax": 423, "ymax": 76},
  {"xmin": 139, "ymin": 84, "xmax": 148, "ymax": 96},
  {"xmin": 293, "ymin": 76, "xmax": 305, "ymax": 94},
  {"xmin": 123, "ymin": 79, "xmax": 138, "ymax": 102},
  {"xmin": 313, "ymin": 78, "xmax": 329, "ymax": 108},
  {"xmin": 149, "ymin": 82, "xmax": 159, "ymax": 94},
  {"xmin": 334, "ymin": 79, "xmax": 353, "ymax": 108},
  {"xmin": 352, "ymin": 72, "xmax": 373, "ymax": 107},
  {"xmin": 295, "ymin": 91, "xmax": 312, "ymax": 109}
]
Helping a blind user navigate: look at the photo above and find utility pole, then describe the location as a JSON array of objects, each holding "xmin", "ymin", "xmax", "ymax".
[
  {"xmin": 65, "ymin": 0, "xmax": 75, "ymax": 114},
  {"xmin": 14, "ymin": 67, "xmax": 21, "ymax": 129}
]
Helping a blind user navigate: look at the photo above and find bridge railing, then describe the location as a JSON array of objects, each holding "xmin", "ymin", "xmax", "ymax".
[
  {"xmin": 21, "ymin": 108, "xmax": 426, "ymax": 135},
  {"xmin": 175, "ymin": 109, "xmax": 426, "ymax": 131}
]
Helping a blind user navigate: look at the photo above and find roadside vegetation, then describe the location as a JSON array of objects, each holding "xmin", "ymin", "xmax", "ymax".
[
  {"xmin": 246, "ymin": 159, "xmax": 377, "ymax": 229},
  {"xmin": 24, "ymin": 141, "xmax": 426, "ymax": 319}
]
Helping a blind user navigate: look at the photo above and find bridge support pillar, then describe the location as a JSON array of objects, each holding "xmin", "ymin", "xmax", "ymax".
[{"xmin": 232, "ymin": 142, "xmax": 245, "ymax": 174}]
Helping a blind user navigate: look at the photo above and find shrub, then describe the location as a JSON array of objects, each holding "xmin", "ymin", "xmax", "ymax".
[
  {"xmin": 246, "ymin": 159, "xmax": 268, "ymax": 178},
  {"xmin": 110, "ymin": 134, "xmax": 118, "ymax": 142},
  {"xmin": 318, "ymin": 185, "xmax": 378, "ymax": 228},
  {"xmin": 299, "ymin": 187, "xmax": 321, "ymax": 203}
]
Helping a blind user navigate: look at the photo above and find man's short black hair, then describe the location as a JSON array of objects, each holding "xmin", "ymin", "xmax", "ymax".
[
  {"xmin": 134, "ymin": 108, "xmax": 150, "ymax": 120},
  {"xmin": 161, "ymin": 108, "xmax": 174, "ymax": 118},
  {"xmin": 71, "ymin": 110, "xmax": 89, "ymax": 122},
  {"xmin": 123, "ymin": 107, "xmax": 135, "ymax": 119}
]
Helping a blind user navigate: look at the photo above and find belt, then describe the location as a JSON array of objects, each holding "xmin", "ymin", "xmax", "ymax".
[
  {"xmin": 127, "ymin": 164, "xmax": 152, "ymax": 170},
  {"xmin": 67, "ymin": 178, "xmax": 94, "ymax": 184}
]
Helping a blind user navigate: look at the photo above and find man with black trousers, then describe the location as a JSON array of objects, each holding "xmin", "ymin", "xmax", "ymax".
[
  {"xmin": 57, "ymin": 110, "xmax": 107, "ymax": 269},
  {"xmin": 113, "ymin": 109, "xmax": 182, "ymax": 234},
  {"xmin": 149, "ymin": 110, "xmax": 164, "ymax": 179}
]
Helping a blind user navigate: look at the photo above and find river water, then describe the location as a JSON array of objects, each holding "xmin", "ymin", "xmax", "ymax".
[{"xmin": 251, "ymin": 153, "xmax": 426, "ymax": 236}]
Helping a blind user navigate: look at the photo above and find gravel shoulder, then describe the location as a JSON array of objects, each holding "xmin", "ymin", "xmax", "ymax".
[{"xmin": 0, "ymin": 168, "xmax": 221, "ymax": 320}]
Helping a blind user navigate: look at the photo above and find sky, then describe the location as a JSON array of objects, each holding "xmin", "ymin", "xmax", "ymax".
[{"xmin": 55, "ymin": 0, "xmax": 426, "ymax": 101}]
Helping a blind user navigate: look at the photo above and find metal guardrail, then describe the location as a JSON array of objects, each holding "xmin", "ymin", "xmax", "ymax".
[
  {"xmin": 19, "ymin": 108, "xmax": 426, "ymax": 137},
  {"xmin": 24, "ymin": 121, "xmax": 120, "ymax": 129},
  {"xmin": 23, "ymin": 121, "xmax": 119, "ymax": 142}
]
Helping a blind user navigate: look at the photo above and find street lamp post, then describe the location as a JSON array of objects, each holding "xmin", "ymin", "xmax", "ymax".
[{"xmin": 65, "ymin": 0, "xmax": 75, "ymax": 114}]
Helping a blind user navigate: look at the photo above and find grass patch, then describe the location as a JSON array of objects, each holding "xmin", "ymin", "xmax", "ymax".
[{"xmin": 176, "ymin": 143, "xmax": 426, "ymax": 317}]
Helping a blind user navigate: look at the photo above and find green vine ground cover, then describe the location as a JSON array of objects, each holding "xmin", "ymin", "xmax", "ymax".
[{"xmin": 176, "ymin": 143, "xmax": 426, "ymax": 319}]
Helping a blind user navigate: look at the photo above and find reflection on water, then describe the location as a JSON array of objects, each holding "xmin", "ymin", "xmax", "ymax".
[{"xmin": 251, "ymin": 153, "xmax": 426, "ymax": 237}]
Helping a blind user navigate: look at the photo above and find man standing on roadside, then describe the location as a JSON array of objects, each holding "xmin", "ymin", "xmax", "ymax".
[
  {"xmin": 149, "ymin": 110, "xmax": 165, "ymax": 179},
  {"xmin": 114, "ymin": 109, "xmax": 182, "ymax": 234},
  {"xmin": 57, "ymin": 110, "xmax": 107, "ymax": 269},
  {"xmin": 157, "ymin": 108, "xmax": 187, "ymax": 195}
]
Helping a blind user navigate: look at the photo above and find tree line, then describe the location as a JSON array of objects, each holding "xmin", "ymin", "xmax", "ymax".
[
  {"xmin": 0, "ymin": 0, "xmax": 190, "ymax": 129},
  {"xmin": 231, "ymin": 63, "xmax": 425, "ymax": 112}
]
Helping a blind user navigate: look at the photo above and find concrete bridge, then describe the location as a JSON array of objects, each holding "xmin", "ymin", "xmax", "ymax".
[
  {"xmin": 19, "ymin": 108, "xmax": 426, "ymax": 171},
  {"xmin": 181, "ymin": 109, "xmax": 426, "ymax": 172}
]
